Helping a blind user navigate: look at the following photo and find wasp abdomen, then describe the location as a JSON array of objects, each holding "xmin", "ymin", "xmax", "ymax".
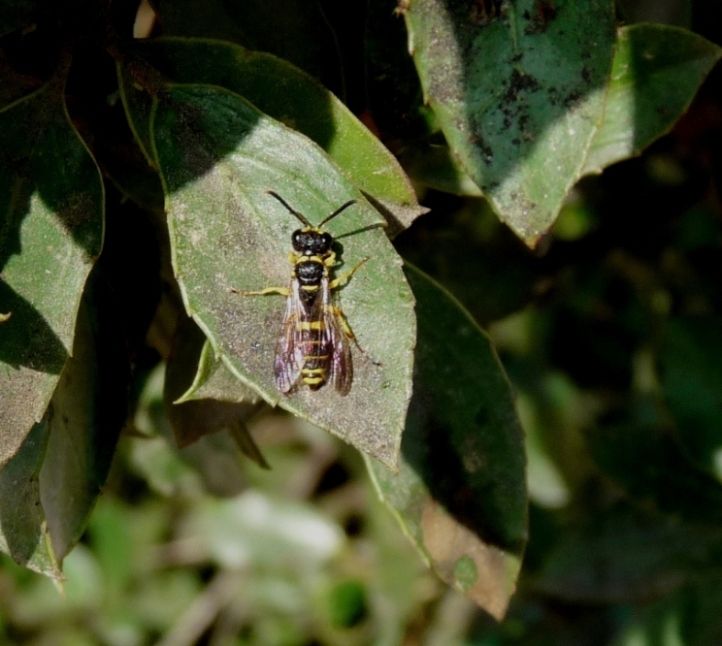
[{"xmin": 298, "ymin": 324, "xmax": 331, "ymax": 389}]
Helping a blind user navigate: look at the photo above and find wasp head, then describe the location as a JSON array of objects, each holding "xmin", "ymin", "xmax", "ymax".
[{"xmin": 292, "ymin": 228, "xmax": 333, "ymax": 256}]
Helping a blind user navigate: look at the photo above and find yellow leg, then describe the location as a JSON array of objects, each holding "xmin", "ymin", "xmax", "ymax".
[
  {"xmin": 329, "ymin": 258, "xmax": 369, "ymax": 290},
  {"xmin": 229, "ymin": 286, "xmax": 290, "ymax": 296},
  {"xmin": 327, "ymin": 304, "xmax": 382, "ymax": 366}
]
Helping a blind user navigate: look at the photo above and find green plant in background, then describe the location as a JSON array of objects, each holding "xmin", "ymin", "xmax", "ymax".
[{"xmin": 1, "ymin": 0, "xmax": 722, "ymax": 644}]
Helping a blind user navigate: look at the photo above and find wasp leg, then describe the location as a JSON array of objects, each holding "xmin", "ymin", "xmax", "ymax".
[
  {"xmin": 323, "ymin": 251, "xmax": 337, "ymax": 268},
  {"xmin": 329, "ymin": 258, "xmax": 369, "ymax": 290},
  {"xmin": 229, "ymin": 287, "xmax": 291, "ymax": 296},
  {"xmin": 328, "ymin": 305, "xmax": 382, "ymax": 366}
]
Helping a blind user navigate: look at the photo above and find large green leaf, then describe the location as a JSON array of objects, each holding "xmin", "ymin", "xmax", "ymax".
[
  {"xmin": 119, "ymin": 37, "xmax": 424, "ymax": 232},
  {"xmin": 149, "ymin": 84, "xmax": 415, "ymax": 470},
  {"xmin": 366, "ymin": 264, "xmax": 527, "ymax": 619},
  {"xmin": 0, "ymin": 420, "xmax": 60, "ymax": 577},
  {"xmin": 403, "ymin": 0, "xmax": 616, "ymax": 245},
  {"xmin": 153, "ymin": 0, "xmax": 345, "ymax": 95},
  {"xmin": 0, "ymin": 72, "xmax": 104, "ymax": 467},
  {"xmin": 38, "ymin": 268, "xmax": 128, "ymax": 562},
  {"xmin": 583, "ymin": 23, "xmax": 722, "ymax": 175},
  {"xmin": 164, "ymin": 316, "xmax": 267, "ymax": 469}
]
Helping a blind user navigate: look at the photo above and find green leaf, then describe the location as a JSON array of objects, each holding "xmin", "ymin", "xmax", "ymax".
[
  {"xmin": 38, "ymin": 268, "xmax": 128, "ymax": 562},
  {"xmin": 133, "ymin": 364, "xmax": 249, "ymax": 498},
  {"xmin": 583, "ymin": 23, "xmax": 722, "ymax": 175},
  {"xmin": 150, "ymin": 84, "xmax": 415, "ymax": 470},
  {"xmin": 164, "ymin": 316, "xmax": 268, "ymax": 469},
  {"xmin": 153, "ymin": 0, "xmax": 345, "ymax": 94},
  {"xmin": 659, "ymin": 315, "xmax": 722, "ymax": 481},
  {"xmin": 404, "ymin": 0, "xmax": 616, "ymax": 245},
  {"xmin": 121, "ymin": 37, "xmax": 423, "ymax": 224},
  {"xmin": 167, "ymin": 315, "xmax": 261, "ymax": 406},
  {"xmin": 538, "ymin": 503, "xmax": 722, "ymax": 603},
  {"xmin": 0, "ymin": 420, "xmax": 61, "ymax": 577},
  {"xmin": 0, "ymin": 73, "xmax": 104, "ymax": 467},
  {"xmin": 366, "ymin": 264, "xmax": 527, "ymax": 620}
]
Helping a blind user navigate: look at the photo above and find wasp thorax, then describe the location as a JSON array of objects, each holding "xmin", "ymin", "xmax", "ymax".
[
  {"xmin": 292, "ymin": 229, "xmax": 333, "ymax": 256},
  {"xmin": 296, "ymin": 261, "xmax": 324, "ymax": 285}
]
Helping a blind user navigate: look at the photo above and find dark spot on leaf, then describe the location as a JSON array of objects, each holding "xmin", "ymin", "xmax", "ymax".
[
  {"xmin": 581, "ymin": 66, "xmax": 592, "ymax": 84},
  {"xmin": 502, "ymin": 69, "xmax": 540, "ymax": 105},
  {"xmin": 470, "ymin": 135, "xmax": 494, "ymax": 165},
  {"xmin": 524, "ymin": 0, "xmax": 557, "ymax": 35}
]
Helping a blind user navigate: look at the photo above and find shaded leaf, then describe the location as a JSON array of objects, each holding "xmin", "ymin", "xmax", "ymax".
[
  {"xmin": 133, "ymin": 365, "xmax": 248, "ymax": 498},
  {"xmin": 121, "ymin": 37, "xmax": 424, "ymax": 228},
  {"xmin": 366, "ymin": 264, "xmax": 527, "ymax": 620},
  {"xmin": 164, "ymin": 316, "xmax": 267, "ymax": 469},
  {"xmin": 0, "ymin": 420, "xmax": 60, "ymax": 577},
  {"xmin": 404, "ymin": 0, "xmax": 616, "ymax": 245},
  {"xmin": 39, "ymin": 268, "xmax": 129, "ymax": 561},
  {"xmin": 167, "ymin": 315, "xmax": 260, "ymax": 406},
  {"xmin": 0, "ymin": 71, "xmax": 104, "ymax": 467},
  {"xmin": 177, "ymin": 339, "xmax": 260, "ymax": 405},
  {"xmin": 153, "ymin": 0, "xmax": 344, "ymax": 94},
  {"xmin": 150, "ymin": 84, "xmax": 416, "ymax": 470},
  {"xmin": 583, "ymin": 23, "xmax": 722, "ymax": 175}
]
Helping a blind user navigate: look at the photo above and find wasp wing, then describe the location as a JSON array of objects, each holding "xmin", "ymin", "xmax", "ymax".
[
  {"xmin": 321, "ymin": 278, "xmax": 353, "ymax": 396},
  {"xmin": 273, "ymin": 279, "xmax": 306, "ymax": 393}
]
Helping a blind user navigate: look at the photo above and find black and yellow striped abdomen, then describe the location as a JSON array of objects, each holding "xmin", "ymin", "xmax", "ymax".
[
  {"xmin": 296, "ymin": 319, "xmax": 332, "ymax": 389},
  {"xmin": 295, "ymin": 257, "xmax": 331, "ymax": 390}
]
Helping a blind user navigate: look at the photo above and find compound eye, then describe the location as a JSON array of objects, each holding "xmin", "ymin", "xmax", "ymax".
[
  {"xmin": 321, "ymin": 232, "xmax": 333, "ymax": 251},
  {"xmin": 291, "ymin": 230, "xmax": 304, "ymax": 251}
]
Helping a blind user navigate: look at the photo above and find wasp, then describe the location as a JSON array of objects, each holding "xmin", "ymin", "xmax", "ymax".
[{"xmin": 236, "ymin": 191, "xmax": 370, "ymax": 395}]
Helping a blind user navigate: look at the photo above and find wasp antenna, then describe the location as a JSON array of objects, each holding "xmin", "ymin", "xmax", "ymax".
[
  {"xmin": 266, "ymin": 191, "xmax": 312, "ymax": 227},
  {"xmin": 319, "ymin": 200, "xmax": 357, "ymax": 227}
]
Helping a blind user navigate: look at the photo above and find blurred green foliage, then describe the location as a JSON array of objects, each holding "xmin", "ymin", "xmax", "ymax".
[{"xmin": 2, "ymin": 0, "xmax": 722, "ymax": 644}]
